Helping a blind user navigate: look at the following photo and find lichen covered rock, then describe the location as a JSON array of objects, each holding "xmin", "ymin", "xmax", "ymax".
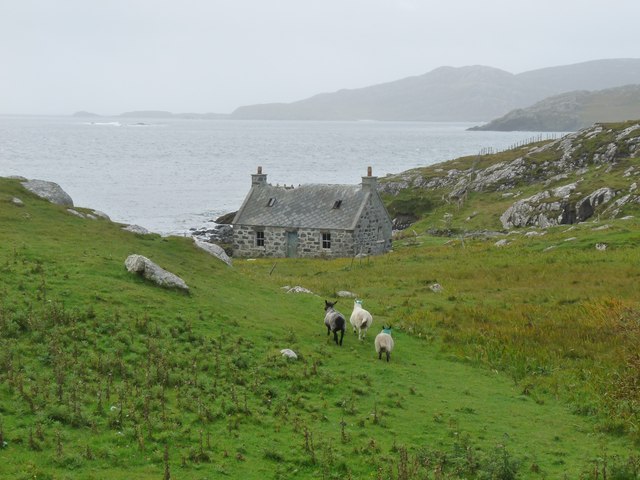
[{"xmin": 124, "ymin": 254, "xmax": 189, "ymax": 291}]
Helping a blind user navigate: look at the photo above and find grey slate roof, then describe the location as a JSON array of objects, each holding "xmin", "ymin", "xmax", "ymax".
[{"xmin": 233, "ymin": 183, "xmax": 370, "ymax": 230}]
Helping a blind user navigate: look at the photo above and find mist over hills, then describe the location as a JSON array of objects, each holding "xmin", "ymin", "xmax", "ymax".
[{"xmin": 230, "ymin": 58, "xmax": 640, "ymax": 122}]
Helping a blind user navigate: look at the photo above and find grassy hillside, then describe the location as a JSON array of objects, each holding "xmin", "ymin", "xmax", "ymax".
[
  {"xmin": 381, "ymin": 120, "xmax": 640, "ymax": 232},
  {"xmin": 1, "ymin": 162, "xmax": 640, "ymax": 479}
]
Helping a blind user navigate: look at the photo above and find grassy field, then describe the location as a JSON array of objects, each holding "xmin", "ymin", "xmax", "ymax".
[{"xmin": 1, "ymin": 175, "xmax": 640, "ymax": 479}]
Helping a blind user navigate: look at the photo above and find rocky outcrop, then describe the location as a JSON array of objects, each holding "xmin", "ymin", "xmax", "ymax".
[
  {"xmin": 215, "ymin": 211, "xmax": 237, "ymax": 224},
  {"xmin": 392, "ymin": 214, "xmax": 418, "ymax": 230},
  {"xmin": 380, "ymin": 155, "xmax": 537, "ymax": 198},
  {"xmin": 194, "ymin": 240, "xmax": 232, "ymax": 266},
  {"xmin": 500, "ymin": 191, "xmax": 561, "ymax": 228},
  {"xmin": 575, "ymin": 188, "xmax": 616, "ymax": 221},
  {"xmin": 124, "ymin": 254, "xmax": 189, "ymax": 291},
  {"xmin": 500, "ymin": 185, "xmax": 617, "ymax": 229},
  {"xmin": 191, "ymin": 223, "xmax": 233, "ymax": 244},
  {"xmin": 381, "ymin": 122, "xmax": 640, "ymax": 230},
  {"xmin": 21, "ymin": 179, "xmax": 74, "ymax": 206},
  {"xmin": 382, "ymin": 122, "xmax": 640, "ymax": 199}
]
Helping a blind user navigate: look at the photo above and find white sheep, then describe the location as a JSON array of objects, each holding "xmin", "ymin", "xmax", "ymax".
[
  {"xmin": 349, "ymin": 299, "xmax": 373, "ymax": 341},
  {"xmin": 374, "ymin": 327, "xmax": 394, "ymax": 362}
]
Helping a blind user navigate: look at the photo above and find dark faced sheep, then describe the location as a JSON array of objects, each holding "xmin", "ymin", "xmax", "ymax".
[{"xmin": 324, "ymin": 300, "xmax": 346, "ymax": 346}]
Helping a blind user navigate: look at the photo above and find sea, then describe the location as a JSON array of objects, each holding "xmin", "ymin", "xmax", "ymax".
[{"xmin": 0, "ymin": 115, "xmax": 563, "ymax": 236}]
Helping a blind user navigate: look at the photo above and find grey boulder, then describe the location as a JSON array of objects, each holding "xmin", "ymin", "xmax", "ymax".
[
  {"xmin": 123, "ymin": 224, "xmax": 150, "ymax": 234},
  {"xmin": 125, "ymin": 254, "xmax": 189, "ymax": 291},
  {"xmin": 194, "ymin": 240, "xmax": 232, "ymax": 266},
  {"xmin": 21, "ymin": 179, "xmax": 74, "ymax": 206}
]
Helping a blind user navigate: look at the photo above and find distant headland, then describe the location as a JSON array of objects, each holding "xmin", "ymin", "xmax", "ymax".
[{"xmin": 72, "ymin": 110, "xmax": 229, "ymax": 119}]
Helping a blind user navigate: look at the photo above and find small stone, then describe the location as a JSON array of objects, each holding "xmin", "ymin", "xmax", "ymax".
[
  {"xmin": 91, "ymin": 210, "xmax": 111, "ymax": 220},
  {"xmin": 67, "ymin": 208, "xmax": 85, "ymax": 218},
  {"xmin": 283, "ymin": 285, "xmax": 314, "ymax": 294},
  {"xmin": 336, "ymin": 290, "xmax": 357, "ymax": 298},
  {"xmin": 280, "ymin": 349, "xmax": 298, "ymax": 359}
]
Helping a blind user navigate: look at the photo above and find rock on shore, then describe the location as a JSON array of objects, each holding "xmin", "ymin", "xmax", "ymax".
[{"xmin": 21, "ymin": 179, "xmax": 74, "ymax": 206}]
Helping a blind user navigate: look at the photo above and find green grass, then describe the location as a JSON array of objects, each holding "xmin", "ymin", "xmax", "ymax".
[{"xmin": 2, "ymin": 177, "xmax": 640, "ymax": 479}]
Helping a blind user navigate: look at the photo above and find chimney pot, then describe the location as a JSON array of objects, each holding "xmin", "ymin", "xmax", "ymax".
[
  {"xmin": 361, "ymin": 167, "xmax": 377, "ymax": 191},
  {"xmin": 251, "ymin": 167, "xmax": 267, "ymax": 187}
]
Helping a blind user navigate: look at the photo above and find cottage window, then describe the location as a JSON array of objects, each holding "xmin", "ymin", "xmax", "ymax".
[
  {"xmin": 322, "ymin": 232, "xmax": 331, "ymax": 249},
  {"xmin": 256, "ymin": 231, "xmax": 265, "ymax": 247},
  {"xmin": 332, "ymin": 200, "xmax": 342, "ymax": 209},
  {"xmin": 267, "ymin": 198, "xmax": 276, "ymax": 207}
]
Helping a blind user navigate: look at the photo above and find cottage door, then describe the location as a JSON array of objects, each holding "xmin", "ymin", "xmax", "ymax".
[{"xmin": 286, "ymin": 231, "xmax": 298, "ymax": 258}]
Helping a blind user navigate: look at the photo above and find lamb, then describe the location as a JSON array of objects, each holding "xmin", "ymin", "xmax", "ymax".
[
  {"xmin": 349, "ymin": 299, "xmax": 373, "ymax": 341},
  {"xmin": 374, "ymin": 327, "xmax": 394, "ymax": 362},
  {"xmin": 324, "ymin": 300, "xmax": 346, "ymax": 346}
]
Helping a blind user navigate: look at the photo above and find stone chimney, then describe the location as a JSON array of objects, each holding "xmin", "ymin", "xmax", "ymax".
[
  {"xmin": 361, "ymin": 166, "xmax": 377, "ymax": 191},
  {"xmin": 251, "ymin": 166, "xmax": 268, "ymax": 187}
]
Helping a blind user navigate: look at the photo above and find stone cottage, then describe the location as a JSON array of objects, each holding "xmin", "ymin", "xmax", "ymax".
[{"xmin": 232, "ymin": 167, "xmax": 393, "ymax": 258}]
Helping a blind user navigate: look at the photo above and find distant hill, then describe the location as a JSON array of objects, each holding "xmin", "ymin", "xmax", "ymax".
[
  {"xmin": 469, "ymin": 84, "xmax": 640, "ymax": 131},
  {"xmin": 230, "ymin": 58, "xmax": 640, "ymax": 121}
]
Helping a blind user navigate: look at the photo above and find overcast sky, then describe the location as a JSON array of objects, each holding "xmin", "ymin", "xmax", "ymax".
[{"xmin": 1, "ymin": 0, "xmax": 639, "ymax": 115}]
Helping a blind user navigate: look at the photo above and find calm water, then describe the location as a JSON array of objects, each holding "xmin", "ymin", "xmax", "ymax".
[{"xmin": 0, "ymin": 116, "xmax": 561, "ymax": 235}]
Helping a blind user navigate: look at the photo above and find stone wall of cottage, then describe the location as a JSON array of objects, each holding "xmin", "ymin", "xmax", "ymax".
[
  {"xmin": 233, "ymin": 193, "xmax": 391, "ymax": 258},
  {"xmin": 233, "ymin": 225, "xmax": 355, "ymax": 258},
  {"xmin": 353, "ymin": 194, "xmax": 393, "ymax": 255}
]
